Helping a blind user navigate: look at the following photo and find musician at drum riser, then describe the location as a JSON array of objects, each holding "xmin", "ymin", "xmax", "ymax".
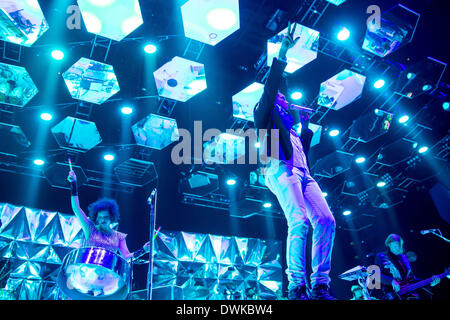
[
  {"xmin": 374, "ymin": 234, "xmax": 441, "ymax": 300},
  {"xmin": 253, "ymin": 22, "xmax": 336, "ymax": 300},
  {"xmin": 67, "ymin": 170, "xmax": 150, "ymax": 259}
]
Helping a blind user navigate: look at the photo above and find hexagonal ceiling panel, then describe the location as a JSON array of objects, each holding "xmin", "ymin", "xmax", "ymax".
[
  {"xmin": 132, "ymin": 114, "xmax": 180, "ymax": 150},
  {"xmin": 318, "ymin": 69, "xmax": 366, "ymax": 110},
  {"xmin": 62, "ymin": 57, "xmax": 120, "ymax": 105},
  {"xmin": 0, "ymin": 122, "xmax": 30, "ymax": 155},
  {"xmin": 292, "ymin": 122, "xmax": 322, "ymax": 147},
  {"xmin": 45, "ymin": 162, "xmax": 88, "ymax": 190},
  {"xmin": 181, "ymin": 0, "xmax": 240, "ymax": 46},
  {"xmin": 0, "ymin": 63, "xmax": 38, "ymax": 107},
  {"xmin": 51, "ymin": 116, "xmax": 102, "ymax": 152},
  {"xmin": 0, "ymin": 0, "xmax": 49, "ymax": 47},
  {"xmin": 267, "ymin": 23, "xmax": 319, "ymax": 74},
  {"xmin": 114, "ymin": 158, "xmax": 157, "ymax": 187},
  {"xmin": 325, "ymin": 0, "xmax": 347, "ymax": 5},
  {"xmin": 154, "ymin": 56, "xmax": 207, "ymax": 102},
  {"xmin": 362, "ymin": 4, "xmax": 420, "ymax": 57},
  {"xmin": 203, "ymin": 133, "xmax": 245, "ymax": 164},
  {"xmin": 313, "ymin": 150, "xmax": 354, "ymax": 178},
  {"xmin": 232, "ymin": 82, "xmax": 264, "ymax": 122},
  {"xmin": 77, "ymin": 0, "xmax": 143, "ymax": 41}
]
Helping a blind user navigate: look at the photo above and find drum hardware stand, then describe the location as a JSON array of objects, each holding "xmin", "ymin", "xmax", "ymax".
[
  {"xmin": 339, "ymin": 265, "xmax": 372, "ymax": 300},
  {"xmin": 427, "ymin": 229, "xmax": 450, "ymax": 243},
  {"xmin": 146, "ymin": 188, "xmax": 158, "ymax": 300},
  {"xmin": 357, "ymin": 273, "xmax": 372, "ymax": 300}
]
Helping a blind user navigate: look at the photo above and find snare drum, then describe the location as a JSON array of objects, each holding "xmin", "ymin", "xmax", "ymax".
[{"xmin": 57, "ymin": 247, "xmax": 131, "ymax": 300}]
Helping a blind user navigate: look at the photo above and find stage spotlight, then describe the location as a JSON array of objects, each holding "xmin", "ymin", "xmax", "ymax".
[
  {"xmin": 291, "ymin": 91, "xmax": 303, "ymax": 100},
  {"xmin": 121, "ymin": 106, "xmax": 133, "ymax": 114},
  {"xmin": 322, "ymin": 192, "xmax": 328, "ymax": 197},
  {"xmin": 104, "ymin": 154, "xmax": 115, "ymax": 161},
  {"xmin": 407, "ymin": 72, "xmax": 416, "ymax": 80},
  {"xmin": 398, "ymin": 115, "xmax": 409, "ymax": 124},
  {"xmin": 144, "ymin": 43, "xmax": 157, "ymax": 54},
  {"xmin": 226, "ymin": 178, "xmax": 236, "ymax": 186},
  {"xmin": 33, "ymin": 159, "xmax": 45, "ymax": 166},
  {"xmin": 422, "ymin": 84, "xmax": 432, "ymax": 91},
  {"xmin": 337, "ymin": 27, "xmax": 350, "ymax": 41},
  {"xmin": 263, "ymin": 202, "xmax": 272, "ymax": 208},
  {"xmin": 51, "ymin": 49, "xmax": 65, "ymax": 60},
  {"xmin": 443, "ymin": 102, "xmax": 450, "ymax": 111},
  {"xmin": 374, "ymin": 79, "xmax": 385, "ymax": 89},
  {"xmin": 206, "ymin": 8, "xmax": 237, "ymax": 31},
  {"xmin": 40, "ymin": 113, "xmax": 53, "ymax": 121},
  {"xmin": 418, "ymin": 146, "xmax": 428, "ymax": 154},
  {"xmin": 377, "ymin": 181, "xmax": 386, "ymax": 188},
  {"xmin": 355, "ymin": 156, "xmax": 366, "ymax": 164},
  {"xmin": 254, "ymin": 142, "xmax": 260, "ymax": 148},
  {"xmin": 343, "ymin": 210, "xmax": 352, "ymax": 216},
  {"xmin": 329, "ymin": 129, "xmax": 340, "ymax": 137}
]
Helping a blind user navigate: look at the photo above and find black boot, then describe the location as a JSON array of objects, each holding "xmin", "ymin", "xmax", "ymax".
[
  {"xmin": 288, "ymin": 285, "xmax": 310, "ymax": 300},
  {"xmin": 311, "ymin": 284, "xmax": 337, "ymax": 300}
]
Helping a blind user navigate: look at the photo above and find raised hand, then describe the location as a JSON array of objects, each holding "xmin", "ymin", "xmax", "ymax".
[
  {"xmin": 431, "ymin": 275, "xmax": 440, "ymax": 287},
  {"xmin": 392, "ymin": 279, "xmax": 400, "ymax": 292},
  {"xmin": 67, "ymin": 170, "xmax": 77, "ymax": 183},
  {"xmin": 279, "ymin": 21, "xmax": 300, "ymax": 60}
]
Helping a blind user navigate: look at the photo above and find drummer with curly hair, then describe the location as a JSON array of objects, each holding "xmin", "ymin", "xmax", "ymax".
[{"xmin": 67, "ymin": 170, "xmax": 149, "ymax": 260}]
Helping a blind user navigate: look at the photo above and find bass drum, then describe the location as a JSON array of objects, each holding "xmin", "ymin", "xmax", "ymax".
[{"xmin": 57, "ymin": 247, "xmax": 131, "ymax": 300}]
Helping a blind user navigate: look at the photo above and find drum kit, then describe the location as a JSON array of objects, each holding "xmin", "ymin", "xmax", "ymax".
[{"xmin": 57, "ymin": 247, "xmax": 131, "ymax": 300}]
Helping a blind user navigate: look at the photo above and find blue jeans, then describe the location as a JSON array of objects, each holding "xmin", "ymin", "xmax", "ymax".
[{"xmin": 265, "ymin": 162, "xmax": 336, "ymax": 289}]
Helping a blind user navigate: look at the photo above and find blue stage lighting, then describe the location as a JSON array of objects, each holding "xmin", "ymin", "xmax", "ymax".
[
  {"xmin": 226, "ymin": 178, "xmax": 236, "ymax": 186},
  {"xmin": 291, "ymin": 91, "xmax": 303, "ymax": 100},
  {"xmin": 51, "ymin": 49, "xmax": 65, "ymax": 60},
  {"xmin": 329, "ymin": 129, "xmax": 340, "ymax": 137},
  {"xmin": 104, "ymin": 154, "xmax": 115, "ymax": 161},
  {"xmin": 33, "ymin": 159, "xmax": 45, "ymax": 166},
  {"xmin": 355, "ymin": 157, "xmax": 366, "ymax": 164},
  {"xmin": 121, "ymin": 106, "xmax": 133, "ymax": 115},
  {"xmin": 374, "ymin": 79, "xmax": 385, "ymax": 89},
  {"xmin": 377, "ymin": 181, "xmax": 386, "ymax": 188},
  {"xmin": 144, "ymin": 43, "xmax": 157, "ymax": 54},
  {"xmin": 263, "ymin": 202, "xmax": 272, "ymax": 208},
  {"xmin": 337, "ymin": 27, "xmax": 350, "ymax": 41},
  {"xmin": 40, "ymin": 113, "xmax": 52, "ymax": 121},
  {"xmin": 418, "ymin": 146, "xmax": 428, "ymax": 154},
  {"xmin": 343, "ymin": 210, "xmax": 352, "ymax": 216},
  {"xmin": 398, "ymin": 115, "xmax": 409, "ymax": 123}
]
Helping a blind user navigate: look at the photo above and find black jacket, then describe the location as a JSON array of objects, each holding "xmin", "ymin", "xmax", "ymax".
[{"xmin": 253, "ymin": 58, "xmax": 313, "ymax": 167}]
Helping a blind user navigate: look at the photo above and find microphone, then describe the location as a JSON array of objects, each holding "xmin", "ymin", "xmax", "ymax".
[
  {"xmin": 289, "ymin": 104, "xmax": 315, "ymax": 113},
  {"xmin": 420, "ymin": 229, "xmax": 439, "ymax": 235}
]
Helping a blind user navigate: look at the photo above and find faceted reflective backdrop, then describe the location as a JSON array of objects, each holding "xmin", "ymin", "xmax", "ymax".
[{"xmin": 0, "ymin": 203, "xmax": 282, "ymax": 300}]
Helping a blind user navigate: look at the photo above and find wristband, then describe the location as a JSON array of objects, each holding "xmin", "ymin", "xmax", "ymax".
[{"xmin": 70, "ymin": 180, "xmax": 78, "ymax": 196}]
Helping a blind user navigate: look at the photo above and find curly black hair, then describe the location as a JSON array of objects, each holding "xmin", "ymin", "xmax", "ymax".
[{"xmin": 88, "ymin": 198, "xmax": 120, "ymax": 223}]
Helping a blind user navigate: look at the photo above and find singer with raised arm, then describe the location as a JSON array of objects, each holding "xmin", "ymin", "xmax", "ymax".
[
  {"xmin": 67, "ymin": 170, "xmax": 149, "ymax": 260},
  {"xmin": 374, "ymin": 234, "xmax": 441, "ymax": 300},
  {"xmin": 253, "ymin": 22, "xmax": 336, "ymax": 300}
]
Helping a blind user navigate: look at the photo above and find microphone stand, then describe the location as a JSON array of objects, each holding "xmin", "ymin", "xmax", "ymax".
[
  {"xmin": 429, "ymin": 229, "xmax": 450, "ymax": 243},
  {"xmin": 146, "ymin": 189, "xmax": 157, "ymax": 300}
]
